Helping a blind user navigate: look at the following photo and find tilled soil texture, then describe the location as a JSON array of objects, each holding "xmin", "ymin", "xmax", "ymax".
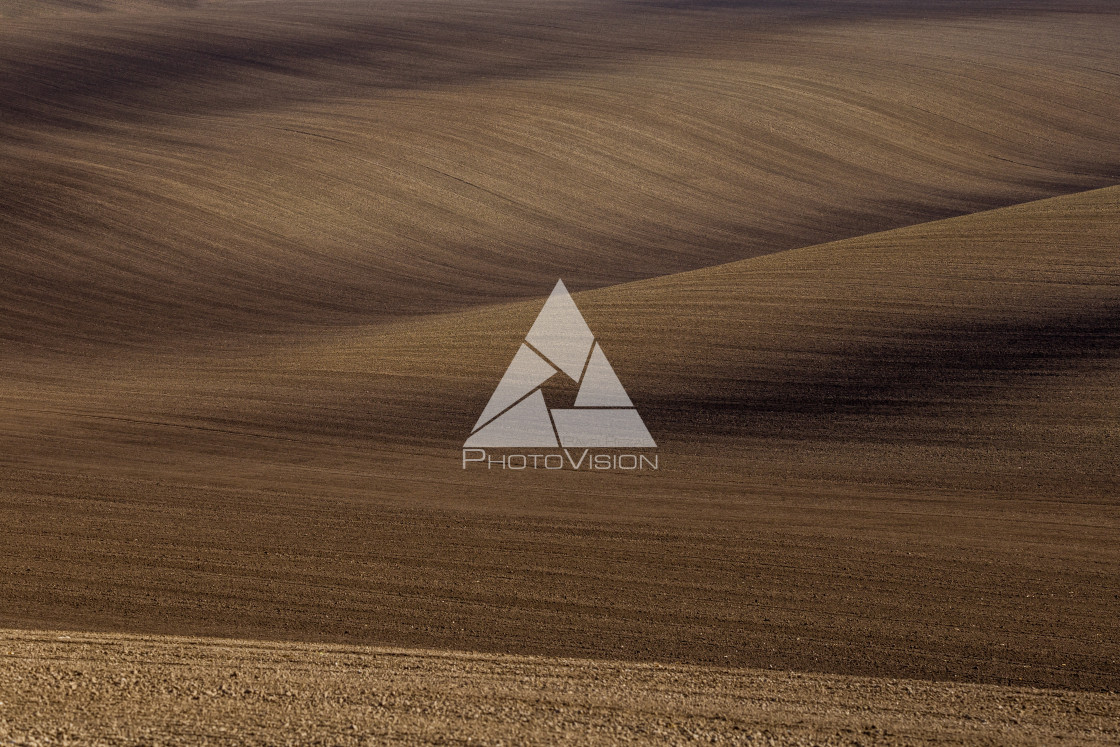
[
  {"xmin": 1, "ymin": 0, "xmax": 1119, "ymax": 731},
  {"xmin": 2, "ymin": 629, "xmax": 1118, "ymax": 746},
  {"xmin": 2, "ymin": 186, "xmax": 1118, "ymax": 691},
  {"xmin": 3, "ymin": 1, "xmax": 1120, "ymax": 353}
]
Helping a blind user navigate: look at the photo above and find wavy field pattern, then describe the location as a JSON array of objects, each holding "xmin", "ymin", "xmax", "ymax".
[
  {"xmin": 2, "ymin": 1, "xmax": 1119, "ymax": 350},
  {"xmin": 0, "ymin": 0, "xmax": 1118, "ymax": 741}
]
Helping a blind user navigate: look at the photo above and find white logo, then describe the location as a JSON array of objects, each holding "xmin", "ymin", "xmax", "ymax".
[{"xmin": 465, "ymin": 280, "xmax": 656, "ymax": 448}]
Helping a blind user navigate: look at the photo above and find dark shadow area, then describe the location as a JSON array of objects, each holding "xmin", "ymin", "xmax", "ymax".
[
  {"xmin": 644, "ymin": 303, "xmax": 1120, "ymax": 441},
  {"xmin": 2, "ymin": 0, "xmax": 1116, "ymax": 131}
]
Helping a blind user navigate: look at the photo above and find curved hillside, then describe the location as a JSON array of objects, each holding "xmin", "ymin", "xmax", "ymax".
[
  {"xmin": 1, "ymin": 0, "xmax": 1119, "ymax": 351},
  {"xmin": 2, "ymin": 186, "xmax": 1116, "ymax": 690},
  {"xmin": 29, "ymin": 185, "xmax": 1111, "ymax": 494}
]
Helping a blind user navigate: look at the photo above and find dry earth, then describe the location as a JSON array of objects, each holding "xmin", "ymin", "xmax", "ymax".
[
  {"xmin": 3, "ymin": 182, "xmax": 1118, "ymax": 693},
  {"xmin": 2, "ymin": 629, "xmax": 1118, "ymax": 745},
  {"xmin": 4, "ymin": 179, "xmax": 1115, "ymax": 689},
  {"xmin": 1, "ymin": 0, "xmax": 1119, "ymax": 742},
  {"xmin": 3, "ymin": 1, "xmax": 1120, "ymax": 351}
]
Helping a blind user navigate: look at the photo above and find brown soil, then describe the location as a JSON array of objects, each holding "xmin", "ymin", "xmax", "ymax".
[
  {"xmin": 2, "ymin": 629, "xmax": 1117, "ymax": 745},
  {"xmin": 1, "ymin": 0, "xmax": 1118, "ymax": 741},
  {"xmin": 3, "ymin": 186, "xmax": 1117, "ymax": 692}
]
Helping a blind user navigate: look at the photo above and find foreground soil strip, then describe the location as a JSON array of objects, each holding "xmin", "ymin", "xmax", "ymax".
[{"xmin": 2, "ymin": 629, "xmax": 1117, "ymax": 745}]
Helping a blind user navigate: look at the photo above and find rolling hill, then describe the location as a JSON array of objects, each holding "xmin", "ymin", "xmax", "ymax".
[{"xmin": 1, "ymin": 0, "xmax": 1118, "ymax": 740}]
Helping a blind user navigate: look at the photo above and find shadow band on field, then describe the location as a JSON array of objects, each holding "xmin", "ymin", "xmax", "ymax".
[
  {"xmin": 2, "ymin": 0, "xmax": 1119, "ymax": 130},
  {"xmin": 646, "ymin": 303, "xmax": 1120, "ymax": 442}
]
